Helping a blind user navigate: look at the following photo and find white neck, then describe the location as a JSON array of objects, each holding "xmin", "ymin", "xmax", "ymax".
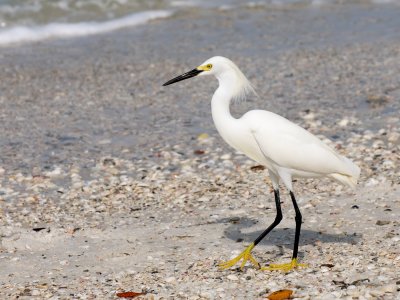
[
  {"xmin": 211, "ymin": 74, "xmax": 238, "ymax": 141},
  {"xmin": 210, "ymin": 62, "xmax": 255, "ymax": 150}
]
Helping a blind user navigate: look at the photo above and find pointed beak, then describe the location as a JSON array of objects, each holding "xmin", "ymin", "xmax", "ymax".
[{"xmin": 162, "ymin": 68, "xmax": 203, "ymax": 86}]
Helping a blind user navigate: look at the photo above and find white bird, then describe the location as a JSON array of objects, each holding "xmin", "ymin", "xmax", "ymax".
[{"xmin": 163, "ymin": 56, "xmax": 360, "ymax": 272}]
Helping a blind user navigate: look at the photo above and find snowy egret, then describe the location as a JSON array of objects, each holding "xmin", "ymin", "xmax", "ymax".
[{"xmin": 163, "ymin": 56, "xmax": 360, "ymax": 272}]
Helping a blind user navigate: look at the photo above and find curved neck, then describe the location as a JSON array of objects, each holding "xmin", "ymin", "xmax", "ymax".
[{"xmin": 211, "ymin": 76, "xmax": 237, "ymax": 137}]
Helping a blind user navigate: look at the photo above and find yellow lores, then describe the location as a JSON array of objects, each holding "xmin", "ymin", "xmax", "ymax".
[
  {"xmin": 197, "ymin": 63, "xmax": 213, "ymax": 71},
  {"xmin": 163, "ymin": 56, "xmax": 360, "ymax": 272}
]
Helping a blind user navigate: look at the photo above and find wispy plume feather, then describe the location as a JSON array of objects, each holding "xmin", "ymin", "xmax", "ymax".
[{"xmin": 229, "ymin": 61, "xmax": 258, "ymax": 103}]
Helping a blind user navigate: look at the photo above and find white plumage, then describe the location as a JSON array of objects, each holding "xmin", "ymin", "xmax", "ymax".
[
  {"xmin": 203, "ymin": 56, "xmax": 360, "ymax": 191},
  {"xmin": 163, "ymin": 56, "xmax": 360, "ymax": 272}
]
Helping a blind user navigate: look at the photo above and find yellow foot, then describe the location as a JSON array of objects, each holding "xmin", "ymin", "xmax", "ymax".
[
  {"xmin": 219, "ymin": 243, "xmax": 261, "ymax": 270},
  {"xmin": 261, "ymin": 258, "xmax": 308, "ymax": 272}
]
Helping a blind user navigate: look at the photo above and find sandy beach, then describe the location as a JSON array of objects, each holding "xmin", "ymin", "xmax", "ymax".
[{"xmin": 0, "ymin": 2, "xmax": 399, "ymax": 299}]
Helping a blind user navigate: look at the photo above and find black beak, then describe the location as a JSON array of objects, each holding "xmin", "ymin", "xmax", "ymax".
[{"xmin": 163, "ymin": 68, "xmax": 203, "ymax": 86}]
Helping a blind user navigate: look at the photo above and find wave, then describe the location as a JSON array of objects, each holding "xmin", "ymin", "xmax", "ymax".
[{"xmin": 0, "ymin": 10, "xmax": 173, "ymax": 46}]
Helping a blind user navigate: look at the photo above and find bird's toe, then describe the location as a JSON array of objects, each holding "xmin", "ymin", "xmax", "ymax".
[
  {"xmin": 219, "ymin": 243, "xmax": 260, "ymax": 270},
  {"xmin": 261, "ymin": 258, "xmax": 307, "ymax": 272}
]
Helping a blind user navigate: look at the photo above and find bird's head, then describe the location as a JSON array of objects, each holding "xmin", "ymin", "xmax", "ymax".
[
  {"xmin": 163, "ymin": 56, "xmax": 236, "ymax": 85},
  {"xmin": 163, "ymin": 56, "xmax": 256, "ymax": 101}
]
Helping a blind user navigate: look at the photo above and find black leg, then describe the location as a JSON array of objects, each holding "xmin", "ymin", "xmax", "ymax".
[
  {"xmin": 220, "ymin": 188, "xmax": 300, "ymax": 270},
  {"xmin": 259, "ymin": 190, "xmax": 306, "ymax": 271},
  {"xmin": 289, "ymin": 191, "xmax": 302, "ymax": 260},
  {"xmin": 253, "ymin": 189, "xmax": 283, "ymax": 246}
]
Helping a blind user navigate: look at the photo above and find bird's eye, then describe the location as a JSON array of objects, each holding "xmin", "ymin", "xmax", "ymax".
[{"xmin": 206, "ymin": 64, "xmax": 213, "ymax": 70}]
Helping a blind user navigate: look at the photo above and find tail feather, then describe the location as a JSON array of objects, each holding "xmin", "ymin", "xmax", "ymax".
[
  {"xmin": 330, "ymin": 156, "xmax": 360, "ymax": 189},
  {"xmin": 330, "ymin": 173, "xmax": 358, "ymax": 189}
]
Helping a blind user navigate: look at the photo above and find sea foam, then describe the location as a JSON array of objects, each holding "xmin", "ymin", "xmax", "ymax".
[{"xmin": 0, "ymin": 10, "xmax": 173, "ymax": 46}]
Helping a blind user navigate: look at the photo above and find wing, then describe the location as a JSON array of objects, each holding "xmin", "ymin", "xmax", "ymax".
[{"xmin": 243, "ymin": 110, "xmax": 352, "ymax": 176}]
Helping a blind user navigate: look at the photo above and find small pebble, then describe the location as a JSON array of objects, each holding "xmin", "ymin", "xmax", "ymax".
[{"xmin": 227, "ymin": 275, "xmax": 239, "ymax": 281}]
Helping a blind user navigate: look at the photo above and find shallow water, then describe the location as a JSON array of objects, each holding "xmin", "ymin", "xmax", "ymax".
[{"xmin": 0, "ymin": 0, "xmax": 399, "ymax": 45}]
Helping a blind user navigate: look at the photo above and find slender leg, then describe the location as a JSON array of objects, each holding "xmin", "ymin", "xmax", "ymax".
[
  {"xmin": 254, "ymin": 189, "xmax": 283, "ymax": 246},
  {"xmin": 219, "ymin": 189, "xmax": 283, "ymax": 270},
  {"xmin": 262, "ymin": 190, "xmax": 307, "ymax": 272},
  {"xmin": 289, "ymin": 191, "xmax": 301, "ymax": 261}
]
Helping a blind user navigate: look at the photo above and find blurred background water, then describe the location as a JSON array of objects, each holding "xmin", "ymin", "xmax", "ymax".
[
  {"xmin": 0, "ymin": 0, "xmax": 398, "ymax": 45},
  {"xmin": 0, "ymin": 0, "xmax": 399, "ymax": 178}
]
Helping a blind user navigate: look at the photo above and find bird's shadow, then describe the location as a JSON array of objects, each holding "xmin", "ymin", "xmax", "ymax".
[{"xmin": 217, "ymin": 217, "xmax": 359, "ymax": 252}]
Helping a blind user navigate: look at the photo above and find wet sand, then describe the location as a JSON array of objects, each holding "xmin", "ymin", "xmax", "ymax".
[{"xmin": 1, "ymin": 3, "xmax": 399, "ymax": 299}]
